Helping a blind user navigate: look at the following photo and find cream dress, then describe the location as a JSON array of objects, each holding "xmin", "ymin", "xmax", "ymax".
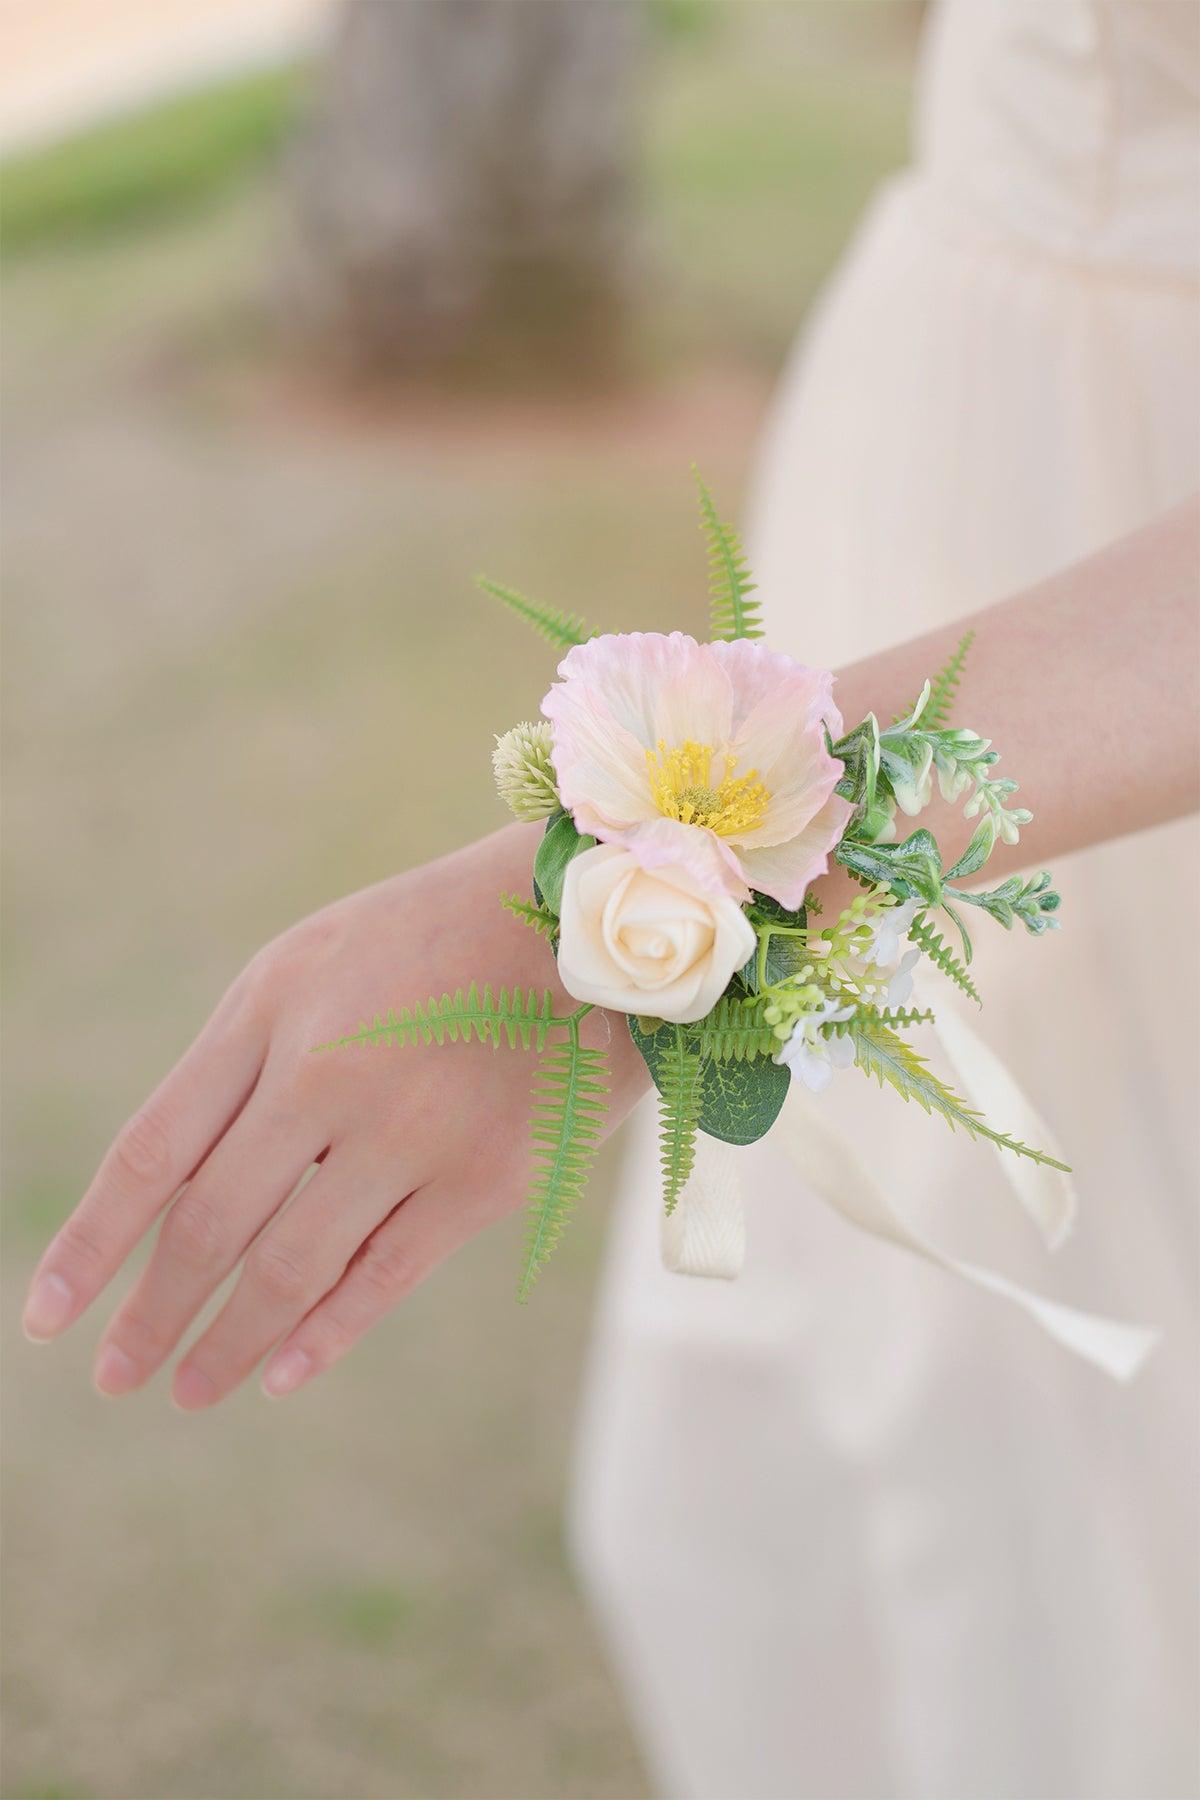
[{"xmin": 571, "ymin": 4, "xmax": 1200, "ymax": 1797}]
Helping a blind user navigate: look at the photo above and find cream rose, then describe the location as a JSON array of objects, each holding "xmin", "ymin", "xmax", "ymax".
[{"xmin": 556, "ymin": 843, "xmax": 757, "ymax": 1025}]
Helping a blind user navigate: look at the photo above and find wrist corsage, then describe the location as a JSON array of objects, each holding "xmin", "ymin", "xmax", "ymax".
[{"xmin": 319, "ymin": 475, "xmax": 1156, "ymax": 1380}]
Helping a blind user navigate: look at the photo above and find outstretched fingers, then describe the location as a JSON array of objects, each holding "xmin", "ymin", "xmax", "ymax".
[
  {"xmin": 258, "ymin": 1180, "xmax": 489, "ymax": 1400},
  {"xmin": 90, "ymin": 1090, "xmax": 330, "ymax": 1398},
  {"xmin": 22, "ymin": 993, "xmax": 268, "ymax": 1344},
  {"xmin": 169, "ymin": 1148, "xmax": 418, "ymax": 1409}
]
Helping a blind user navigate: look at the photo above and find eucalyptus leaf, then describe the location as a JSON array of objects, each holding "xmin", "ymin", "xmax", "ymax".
[
  {"xmin": 629, "ymin": 1015, "xmax": 791, "ymax": 1146},
  {"xmin": 739, "ymin": 928, "xmax": 809, "ymax": 994},
  {"xmin": 698, "ymin": 1053, "xmax": 791, "ymax": 1144}
]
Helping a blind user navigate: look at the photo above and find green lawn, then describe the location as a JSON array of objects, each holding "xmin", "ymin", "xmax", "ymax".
[{"xmin": 0, "ymin": 65, "xmax": 307, "ymax": 253}]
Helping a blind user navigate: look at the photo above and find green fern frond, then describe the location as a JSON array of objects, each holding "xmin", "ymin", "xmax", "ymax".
[
  {"xmin": 908, "ymin": 913, "xmax": 983, "ymax": 1006},
  {"xmin": 689, "ymin": 994, "xmax": 777, "ymax": 1062},
  {"xmin": 850, "ymin": 1019, "xmax": 1069, "ymax": 1170},
  {"xmin": 519, "ymin": 1033, "xmax": 609, "ymax": 1301},
  {"xmin": 500, "ymin": 892, "xmax": 559, "ymax": 940},
  {"xmin": 658, "ymin": 1028, "xmax": 705, "ymax": 1213},
  {"xmin": 923, "ymin": 629, "xmax": 975, "ymax": 728},
  {"xmin": 313, "ymin": 983, "xmax": 559, "ymax": 1054},
  {"xmin": 694, "ymin": 468, "xmax": 763, "ymax": 641},
  {"xmin": 843, "ymin": 1005, "xmax": 935, "ymax": 1032},
  {"xmin": 477, "ymin": 577, "xmax": 594, "ymax": 651}
]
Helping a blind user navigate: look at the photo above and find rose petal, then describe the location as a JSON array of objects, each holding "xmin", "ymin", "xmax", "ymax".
[{"xmin": 557, "ymin": 843, "xmax": 756, "ymax": 1025}]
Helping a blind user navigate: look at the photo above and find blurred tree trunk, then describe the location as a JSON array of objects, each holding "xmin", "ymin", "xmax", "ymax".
[{"xmin": 286, "ymin": 0, "xmax": 642, "ymax": 380}]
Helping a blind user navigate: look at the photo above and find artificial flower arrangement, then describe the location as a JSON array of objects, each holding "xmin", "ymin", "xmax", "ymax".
[{"xmin": 318, "ymin": 476, "xmax": 1067, "ymax": 1302}]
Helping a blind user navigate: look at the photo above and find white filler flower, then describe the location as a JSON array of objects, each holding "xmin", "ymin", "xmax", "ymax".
[{"xmin": 774, "ymin": 997, "xmax": 857, "ymax": 1093}]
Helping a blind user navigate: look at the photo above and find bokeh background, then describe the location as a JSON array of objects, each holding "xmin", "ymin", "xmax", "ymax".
[{"xmin": 2, "ymin": 4, "xmax": 918, "ymax": 1795}]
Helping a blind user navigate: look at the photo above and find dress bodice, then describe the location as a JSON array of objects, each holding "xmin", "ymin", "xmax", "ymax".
[{"xmin": 915, "ymin": 0, "xmax": 1200, "ymax": 273}]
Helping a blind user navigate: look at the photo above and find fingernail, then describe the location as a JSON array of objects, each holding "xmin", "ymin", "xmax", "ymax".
[
  {"xmin": 23, "ymin": 1273, "xmax": 74, "ymax": 1341},
  {"xmin": 261, "ymin": 1347, "xmax": 311, "ymax": 1399},
  {"xmin": 94, "ymin": 1343, "xmax": 140, "ymax": 1396},
  {"xmin": 172, "ymin": 1364, "xmax": 217, "ymax": 1411}
]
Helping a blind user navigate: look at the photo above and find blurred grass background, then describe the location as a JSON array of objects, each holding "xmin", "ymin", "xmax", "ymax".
[{"xmin": 2, "ymin": 6, "xmax": 913, "ymax": 1795}]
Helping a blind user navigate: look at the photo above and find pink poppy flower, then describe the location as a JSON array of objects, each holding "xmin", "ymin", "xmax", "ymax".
[{"xmin": 541, "ymin": 631, "xmax": 852, "ymax": 908}]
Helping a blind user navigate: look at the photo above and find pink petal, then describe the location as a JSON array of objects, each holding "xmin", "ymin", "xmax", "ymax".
[
  {"xmin": 719, "ymin": 667, "xmax": 846, "ymax": 849},
  {"xmin": 710, "ymin": 638, "xmax": 843, "ymax": 738},
  {"xmin": 552, "ymin": 632, "xmax": 732, "ymax": 753},
  {"xmin": 736, "ymin": 792, "xmax": 854, "ymax": 909},
  {"xmin": 623, "ymin": 816, "xmax": 751, "ymax": 901},
  {"xmin": 542, "ymin": 680, "xmax": 656, "ymax": 834}
]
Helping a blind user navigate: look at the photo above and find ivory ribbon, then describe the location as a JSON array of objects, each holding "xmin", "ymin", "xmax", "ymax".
[
  {"xmin": 660, "ymin": 1007, "xmax": 1160, "ymax": 1382},
  {"xmin": 660, "ymin": 1133, "xmax": 745, "ymax": 1279}
]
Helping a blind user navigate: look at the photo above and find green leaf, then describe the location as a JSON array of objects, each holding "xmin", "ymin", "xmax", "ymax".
[
  {"xmin": 533, "ymin": 811, "xmax": 596, "ymax": 913},
  {"xmin": 908, "ymin": 913, "xmax": 983, "ymax": 1004},
  {"xmin": 746, "ymin": 892, "xmax": 809, "ymax": 929},
  {"xmin": 740, "ymin": 931, "xmax": 808, "ymax": 993},
  {"xmin": 694, "ymin": 467, "xmax": 764, "ymax": 641},
  {"xmin": 830, "ymin": 714, "xmax": 880, "ymax": 824},
  {"xmin": 519, "ymin": 1033, "xmax": 609, "ymax": 1301},
  {"xmin": 499, "ymin": 892, "xmax": 559, "ymax": 940},
  {"xmin": 849, "ymin": 1018, "xmax": 1069, "ymax": 1170},
  {"xmin": 699, "ymin": 1053, "xmax": 791, "ymax": 1144},
  {"xmin": 940, "ymin": 897, "xmax": 975, "ymax": 964},
  {"xmin": 944, "ymin": 816, "xmax": 996, "ymax": 881},
  {"xmin": 312, "ymin": 983, "xmax": 561, "ymax": 1053},
  {"xmin": 629, "ymin": 1014, "xmax": 790, "ymax": 1146},
  {"xmin": 836, "ymin": 827, "xmax": 943, "ymax": 904},
  {"xmin": 922, "ymin": 629, "xmax": 974, "ymax": 729},
  {"xmin": 845, "ymin": 1005, "xmax": 935, "ymax": 1031},
  {"xmin": 657, "ymin": 1027, "xmax": 705, "ymax": 1212},
  {"xmin": 953, "ymin": 869, "xmax": 1062, "ymax": 936},
  {"xmin": 878, "ymin": 731, "xmax": 931, "ymax": 780},
  {"xmin": 690, "ymin": 994, "xmax": 779, "ymax": 1061},
  {"xmin": 895, "ymin": 631, "xmax": 974, "ymax": 730},
  {"xmin": 833, "ymin": 838, "xmax": 899, "ymax": 888},
  {"xmin": 740, "ymin": 894, "xmax": 809, "ymax": 992},
  {"xmin": 477, "ymin": 576, "xmax": 595, "ymax": 651}
]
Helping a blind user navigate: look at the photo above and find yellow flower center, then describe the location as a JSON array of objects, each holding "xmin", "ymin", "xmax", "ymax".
[{"xmin": 646, "ymin": 739, "xmax": 769, "ymax": 836}]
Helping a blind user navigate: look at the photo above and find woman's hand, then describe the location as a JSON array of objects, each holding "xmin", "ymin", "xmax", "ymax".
[{"xmin": 22, "ymin": 825, "xmax": 650, "ymax": 1407}]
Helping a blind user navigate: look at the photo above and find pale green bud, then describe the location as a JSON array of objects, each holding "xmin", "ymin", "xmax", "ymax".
[{"xmin": 492, "ymin": 721, "xmax": 560, "ymax": 822}]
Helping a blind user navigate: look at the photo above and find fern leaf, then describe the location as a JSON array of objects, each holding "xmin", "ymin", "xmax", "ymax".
[
  {"xmin": 689, "ymin": 994, "xmax": 777, "ymax": 1062},
  {"xmin": 694, "ymin": 468, "xmax": 763, "ymax": 641},
  {"xmin": 908, "ymin": 913, "xmax": 983, "ymax": 1006},
  {"xmin": 500, "ymin": 892, "xmax": 559, "ymax": 940},
  {"xmin": 842, "ymin": 1005, "xmax": 935, "ymax": 1032},
  {"xmin": 850, "ymin": 1019, "xmax": 1069, "ymax": 1170},
  {"xmin": 657, "ymin": 1028, "xmax": 705, "ymax": 1213},
  {"xmin": 313, "ymin": 983, "xmax": 559, "ymax": 1054},
  {"xmin": 519, "ymin": 1036, "xmax": 609, "ymax": 1300},
  {"xmin": 477, "ymin": 577, "xmax": 594, "ymax": 650},
  {"xmin": 893, "ymin": 630, "xmax": 975, "ymax": 728},
  {"xmin": 923, "ymin": 629, "xmax": 975, "ymax": 728}
]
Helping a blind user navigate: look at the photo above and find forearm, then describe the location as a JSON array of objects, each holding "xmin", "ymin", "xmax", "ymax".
[{"xmin": 815, "ymin": 497, "xmax": 1200, "ymax": 913}]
